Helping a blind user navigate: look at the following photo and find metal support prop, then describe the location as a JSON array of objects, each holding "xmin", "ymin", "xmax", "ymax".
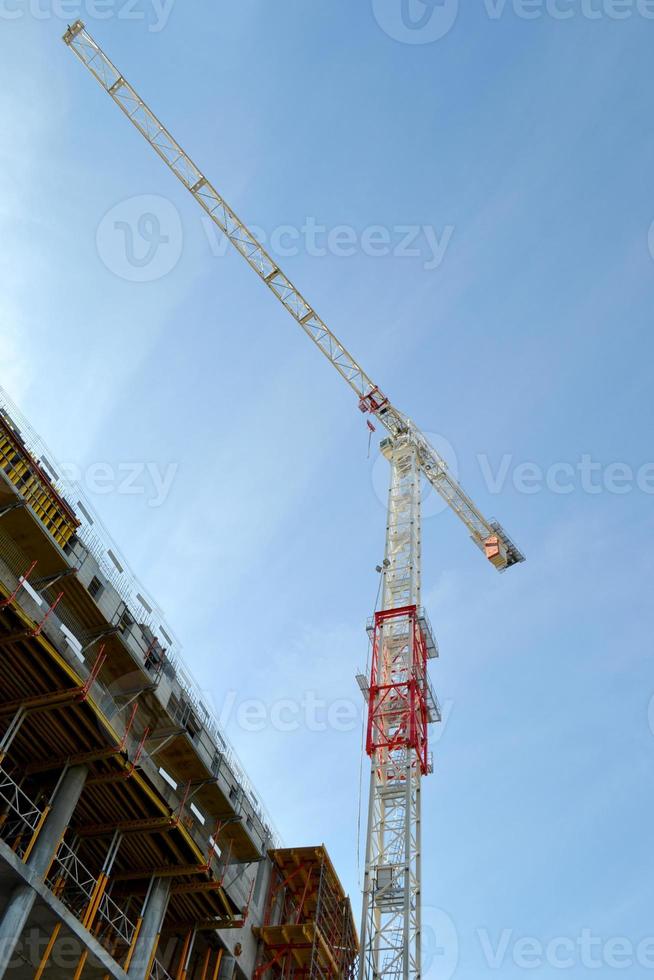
[
  {"xmin": 72, "ymin": 949, "xmax": 89, "ymax": 979},
  {"xmin": 0, "ymin": 706, "xmax": 26, "ymax": 762},
  {"xmin": 145, "ymin": 939, "xmax": 161, "ymax": 980},
  {"xmin": 211, "ymin": 948, "xmax": 223, "ymax": 980},
  {"xmin": 123, "ymin": 916, "xmax": 143, "ymax": 971},
  {"xmin": 199, "ymin": 948, "xmax": 211, "ymax": 980},
  {"xmin": 175, "ymin": 927, "xmax": 196, "ymax": 980},
  {"xmin": 82, "ymin": 830, "xmax": 122, "ymax": 933},
  {"xmin": 33, "ymin": 921, "xmax": 62, "ymax": 979},
  {"xmin": 21, "ymin": 804, "xmax": 51, "ymax": 864}
]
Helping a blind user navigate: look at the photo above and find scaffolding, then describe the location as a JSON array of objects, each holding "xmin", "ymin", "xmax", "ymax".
[{"xmin": 254, "ymin": 847, "xmax": 358, "ymax": 980}]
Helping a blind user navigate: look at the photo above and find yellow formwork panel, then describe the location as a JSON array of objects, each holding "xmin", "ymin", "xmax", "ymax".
[{"xmin": 0, "ymin": 418, "xmax": 79, "ymax": 548}]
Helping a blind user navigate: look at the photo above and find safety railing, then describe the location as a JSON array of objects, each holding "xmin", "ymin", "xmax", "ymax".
[
  {"xmin": 0, "ymin": 766, "xmax": 45, "ymax": 860},
  {"xmin": 97, "ymin": 887, "xmax": 136, "ymax": 947},
  {"xmin": 45, "ymin": 838, "xmax": 137, "ymax": 951},
  {"xmin": 150, "ymin": 958, "xmax": 174, "ymax": 979},
  {"xmin": 45, "ymin": 838, "xmax": 96, "ymax": 915}
]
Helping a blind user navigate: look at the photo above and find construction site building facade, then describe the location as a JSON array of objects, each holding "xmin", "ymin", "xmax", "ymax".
[{"xmin": 0, "ymin": 388, "xmax": 357, "ymax": 980}]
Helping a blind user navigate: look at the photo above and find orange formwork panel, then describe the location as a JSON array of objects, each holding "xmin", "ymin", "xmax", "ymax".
[{"xmin": 254, "ymin": 846, "xmax": 358, "ymax": 980}]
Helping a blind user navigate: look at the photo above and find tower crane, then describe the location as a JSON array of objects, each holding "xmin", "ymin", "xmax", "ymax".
[{"xmin": 63, "ymin": 22, "xmax": 525, "ymax": 980}]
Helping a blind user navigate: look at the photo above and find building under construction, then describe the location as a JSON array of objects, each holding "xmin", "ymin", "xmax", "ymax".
[
  {"xmin": 0, "ymin": 387, "xmax": 358, "ymax": 980},
  {"xmin": 0, "ymin": 20, "xmax": 525, "ymax": 980}
]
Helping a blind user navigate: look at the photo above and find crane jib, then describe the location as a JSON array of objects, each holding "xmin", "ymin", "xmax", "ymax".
[{"xmin": 62, "ymin": 19, "xmax": 524, "ymax": 572}]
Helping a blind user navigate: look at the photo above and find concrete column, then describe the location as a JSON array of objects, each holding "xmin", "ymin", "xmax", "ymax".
[
  {"xmin": 28, "ymin": 765, "xmax": 88, "ymax": 878},
  {"xmin": 127, "ymin": 876, "xmax": 171, "ymax": 979},
  {"xmin": 218, "ymin": 953, "xmax": 236, "ymax": 980},
  {"xmin": 0, "ymin": 887, "xmax": 35, "ymax": 977},
  {"xmin": 0, "ymin": 764, "xmax": 88, "ymax": 976}
]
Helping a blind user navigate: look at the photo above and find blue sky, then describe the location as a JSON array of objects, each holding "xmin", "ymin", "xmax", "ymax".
[{"xmin": 2, "ymin": 1, "xmax": 654, "ymax": 976}]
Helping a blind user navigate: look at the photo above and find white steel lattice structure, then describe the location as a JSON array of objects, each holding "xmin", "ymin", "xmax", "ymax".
[
  {"xmin": 360, "ymin": 438, "xmax": 425, "ymax": 980},
  {"xmin": 63, "ymin": 22, "xmax": 525, "ymax": 980}
]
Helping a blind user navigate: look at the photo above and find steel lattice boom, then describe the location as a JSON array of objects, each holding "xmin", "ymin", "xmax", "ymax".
[
  {"xmin": 63, "ymin": 21, "xmax": 525, "ymax": 980},
  {"xmin": 62, "ymin": 19, "xmax": 524, "ymax": 573}
]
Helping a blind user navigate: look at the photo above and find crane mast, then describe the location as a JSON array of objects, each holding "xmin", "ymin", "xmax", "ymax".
[
  {"xmin": 63, "ymin": 22, "xmax": 525, "ymax": 980},
  {"xmin": 360, "ymin": 436, "xmax": 429, "ymax": 980}
]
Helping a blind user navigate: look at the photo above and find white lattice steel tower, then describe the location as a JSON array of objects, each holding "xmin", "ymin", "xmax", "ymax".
[
  {"xmin": 360, "ymin": 437, "xmax": 425, "ymax": 980},
  {"xmin": 63, "ymin": 23, "xmax": 525, "ymax": 980}
]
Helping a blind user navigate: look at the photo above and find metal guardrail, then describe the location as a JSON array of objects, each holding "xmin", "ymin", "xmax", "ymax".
[
  {"xmin": 0, "ymin": 767, "xmax": 190, "ymax": 977},
  {"xmin": 0, "ymin": 385, "xmax": 281, "ymax": 847},
  {"xmin": 150, "ymin": 958, "xmax": 174, "ymax": 979},
  {"xmin": 0, "ymin": 767, "xmax": 43, "ymax": 832},
  {"xmin": 97, "ymin": 886, "xmax": 136, "ymax": 947},
  {"xmin": 45, "ymin": 839, "xmax": 96, "ymax": 914},
  {"xmin": 46, "ymin": 837, "xmax": 138, "ymax": 948},
  {"xmin": 0, "ymin": 766, "xmax": 45, "ymax": 859},
  {"xmin": 0, "ymin": 766, "xmax": 136, "ymax": 951}
]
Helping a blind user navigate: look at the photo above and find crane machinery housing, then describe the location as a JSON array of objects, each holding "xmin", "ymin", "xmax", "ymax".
[{"xmin": 62, "ymin": 21, "xmax": 525, "ymax": 980}]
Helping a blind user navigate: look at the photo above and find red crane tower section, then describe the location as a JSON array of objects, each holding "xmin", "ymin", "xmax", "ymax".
[{"xmin": 366, "ymin": 606, "xmax": 431, "ymax": 778}]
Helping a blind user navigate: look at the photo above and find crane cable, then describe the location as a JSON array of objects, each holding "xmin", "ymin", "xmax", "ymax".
[{"xmin": 356, "ymin": 567, "xmax": 384, "ymax": 885}]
